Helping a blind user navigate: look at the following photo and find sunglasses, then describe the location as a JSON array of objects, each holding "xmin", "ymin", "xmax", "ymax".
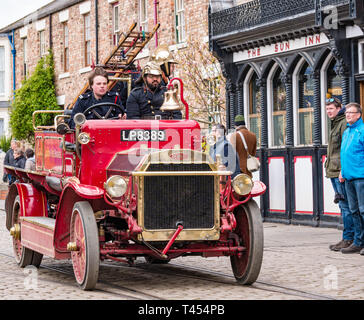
[{"xmin": 325, "ymin": 98, "xmax": 340, "ymax": 103}]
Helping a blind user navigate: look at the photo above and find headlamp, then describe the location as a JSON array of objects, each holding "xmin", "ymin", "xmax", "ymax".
[
  {"xmin": 232, "ymin": 174, "xmax": 253, "ymax": 196},
  {"xmin": 104, "ymin": 175, "xmax": 127, "ymax": 198},
  {"xmin": 78, "ymin": 132, "xmax": 91, "ymax": 145}
]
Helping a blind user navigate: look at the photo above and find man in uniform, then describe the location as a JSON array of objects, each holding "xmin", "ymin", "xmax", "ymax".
[
  {"xmin": 69, "ymin": 67, "xmax": 124, "ymax": 128},
  {"xmin": 126, "ymin": 61, "xmax": 182, "ymax": 120}
]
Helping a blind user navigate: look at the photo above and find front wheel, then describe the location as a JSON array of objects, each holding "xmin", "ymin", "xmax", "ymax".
[
  {"xmin": 70, "ymin": 201, "xmax": 99, "ymax": 290},
  {"xmin": 230, "ymin": 199, "xmax": 264, "ymax": 285}
]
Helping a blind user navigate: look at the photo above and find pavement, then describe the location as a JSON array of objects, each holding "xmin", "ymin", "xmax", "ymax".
[{"xmin": 0, "ymin": 196, "xmax": 363, "ymax": 300}]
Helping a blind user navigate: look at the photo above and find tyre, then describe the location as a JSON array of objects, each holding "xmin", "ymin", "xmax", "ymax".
[
  {"xmin": 70, "ymin": 201, "xmax": 100, "ymax": 290},
  {"xmin": 12, "ymin": 196, "xmax": 43, "ymax": 268},
  {"xmin": 230, "ymin": 199, "xmax": 264, "ymax": 285}
]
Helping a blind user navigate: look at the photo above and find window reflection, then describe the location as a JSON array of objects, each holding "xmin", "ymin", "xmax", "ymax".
[
  {"xmin": 326, "ymin": 59, "xmax": 342, "ymax": 143},
  {"xmin": 249, "ymin": 72, "xmax": 261, "ymax": 147},
  {"xmin": 298, "ymin": 63, "xmax": 314, "ymax": 145},
  {"xmin": 272, "ymin": 68, "xmax": 286, "ymax": 147}
]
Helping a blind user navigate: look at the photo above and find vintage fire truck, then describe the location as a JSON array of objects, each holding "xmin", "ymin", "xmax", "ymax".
[{"xmin": 4, "ymin": 24, "xmax": 266, "ymax": 291}]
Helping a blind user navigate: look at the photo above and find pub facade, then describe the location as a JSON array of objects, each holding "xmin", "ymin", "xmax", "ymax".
[{"xmin": 209, "ymin": 0, "xmax": 364, "ymax": 227}]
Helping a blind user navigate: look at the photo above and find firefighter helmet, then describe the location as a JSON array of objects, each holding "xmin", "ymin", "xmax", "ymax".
[
  {"xmin": 150, "ymin": 44, "xmax": 178, "ymax": 77},
  {"xmin": 142, "ymin": 61, "xmax": 163, "ymax": 77}
]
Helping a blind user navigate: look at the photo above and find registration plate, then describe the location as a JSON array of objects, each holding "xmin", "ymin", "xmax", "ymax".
[{"xmin": 121, "ymin": 129, "xmax": 166, "ymax": 142}]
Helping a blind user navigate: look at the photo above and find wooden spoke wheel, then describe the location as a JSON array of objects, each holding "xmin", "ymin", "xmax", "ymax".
[
  {"xmin": 230, "ymin": 199, "xmax": 264, "ymax": 285},
  {"xmin": 12, "ymin": 196, "xmax": 43, "ymax": 268},
  {"xmin": 70, "ymin": 201, "xmax": 99, "ymax": 290}
]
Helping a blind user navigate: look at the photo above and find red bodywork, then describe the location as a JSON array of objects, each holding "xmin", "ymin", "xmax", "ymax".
[{"xmin": 5, "ymin": 116, "xmax": 266, "ymax": 263}]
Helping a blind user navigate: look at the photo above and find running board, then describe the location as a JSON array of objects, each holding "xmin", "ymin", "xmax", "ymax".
[{"xmin": 20, "ymin": 217, "xmax": 69, "ymax": 259}]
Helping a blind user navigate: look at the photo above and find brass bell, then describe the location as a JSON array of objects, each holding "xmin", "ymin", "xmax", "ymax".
[{"xmin": 160, "ymin": 87, "xmax": 183, "ymax": 112}]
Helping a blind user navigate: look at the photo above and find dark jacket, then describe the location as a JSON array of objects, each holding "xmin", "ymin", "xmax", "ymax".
[
  {"xmin": 126, "ymin": 84, "xmax": 182, "ymax": 120},
  {"xmin": 4, "ymin": 148, "xmax": 14, "ymax": 166},
  {"xmin": 230, "ymin": 126, "xmax": 257, "ymax": 178},
  {"xmin": 209, "ymin": 136, "xmax": 240, "ymax": 178},
  {"xmin": 325, "ymin": 108, "xmax": 347, "ymax": 178},
  {"xmin": 69, "ymin": 91, "xmax": 124, "ymax": 128},
  {"xmin": 13, "ymin": 155, "xmax": 26, "ymax": 169}
]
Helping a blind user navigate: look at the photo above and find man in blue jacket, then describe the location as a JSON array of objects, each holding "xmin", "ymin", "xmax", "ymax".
[{"xmin": 339, "ymin": 103, "xmax": 364, "ymax": 254}]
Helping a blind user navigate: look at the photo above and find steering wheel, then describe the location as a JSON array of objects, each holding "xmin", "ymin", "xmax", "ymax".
[{"xmin": 83, "ymin": 102, "xmax": 125, "ymax": 120}]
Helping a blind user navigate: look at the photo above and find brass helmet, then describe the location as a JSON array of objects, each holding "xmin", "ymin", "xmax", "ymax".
[
  {"xmin": 150, "ymin": 44, "xmax": 177, "ymax": 77},
  {"xmin": 142, "ymin": 61, "xmax": 163, "ymax": 77}
]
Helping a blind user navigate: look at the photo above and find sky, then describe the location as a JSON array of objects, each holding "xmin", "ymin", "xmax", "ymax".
[{"xmin": 0, "ymin": 0, "xmax": 54, "ymax": 29}]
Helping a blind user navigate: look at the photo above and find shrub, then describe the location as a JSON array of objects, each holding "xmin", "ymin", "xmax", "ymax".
[{"xmin": 9, "ymin": 50, "xmax": 61, "ymax": 142}]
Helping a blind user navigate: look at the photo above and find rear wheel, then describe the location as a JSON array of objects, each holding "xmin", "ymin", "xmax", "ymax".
[
  {"xmin": 70, "ymin": 201, "xmax": 99, "ymax": 290},
  {"xmin": 12, "ymin": 196, "xmax": 43, "ymax": 268},
  {"xmin": 230, "ymin": 199, "xmax": 263, "ymax": 285}
]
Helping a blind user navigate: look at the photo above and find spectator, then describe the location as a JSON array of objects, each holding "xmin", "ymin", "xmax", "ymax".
[
  {"xmin": 209, "ymin": 124, "xmax": 240, "ymax": 178},
  {"xmin": 339, "ymin": 103, "xmax": 364, "ymax": 254},
  {"xmin": 8, "ymin": 148, "xmax": 26, "ymax": 185},
  {"xmin": 3, "ymin": 139, "xmax": 20, "ymax": 183},
  {"xmin": 25, "ymin": 148, "xmax": 36, "ymax": 171},
  {"xmin": 324, "ymin": 97, "xmax": 354, "ymax": 251},
  {"xmin": 229, "ymin": 115, "xmax": 257, "ymax": 178}
]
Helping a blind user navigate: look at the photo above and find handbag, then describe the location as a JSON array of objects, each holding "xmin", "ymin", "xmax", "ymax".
[{"xmin": 237, "ymin": 131, "xmax": 260, "ymax": 172}]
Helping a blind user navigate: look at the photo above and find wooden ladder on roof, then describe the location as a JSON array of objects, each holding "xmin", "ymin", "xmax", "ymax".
[{"xmin": 67, "ymin": 22, "xmax": 160, "ymax": 109}]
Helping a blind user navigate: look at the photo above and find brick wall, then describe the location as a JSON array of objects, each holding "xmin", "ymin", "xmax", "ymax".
[{"xmin": 11, "ymin": 0, "xmax": 224, "ymax": 123}]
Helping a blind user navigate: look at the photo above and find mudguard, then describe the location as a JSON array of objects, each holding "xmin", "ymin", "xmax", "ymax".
[
  {"xmin": 53, "ymin": 182, "xmax": 104, "ymax": 254},
  {"xmin": 5, "ymin": 183, "xmax": 48, "ymax": 231}
]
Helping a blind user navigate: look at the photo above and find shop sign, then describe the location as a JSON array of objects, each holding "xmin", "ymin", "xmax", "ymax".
[{"xmin": 233, "ymin": 33, "xmax": 329, "ymax": 62}]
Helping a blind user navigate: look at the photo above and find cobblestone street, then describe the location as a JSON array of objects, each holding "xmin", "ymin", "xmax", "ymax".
[{"xmin": 0, "ymin": 199, "xmax": 363, "ymax": 301}]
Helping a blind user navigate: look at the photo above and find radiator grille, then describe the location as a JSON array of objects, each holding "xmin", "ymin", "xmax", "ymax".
[{"xmin": 143, "ymin": 164, "xmax": 215, "ymax": 230}]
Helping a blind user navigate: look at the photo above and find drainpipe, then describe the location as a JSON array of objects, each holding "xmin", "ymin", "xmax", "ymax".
[
  {"xmin": 154, "ymin": 0, "xmax": 159, "ymax": 47},
  {"xmin": 95, "ymin": 0, "xmax": 99, "ymax": 64},
  {"xmin": 49, "ymin": 14, "xmax": 53, "ymax": 51},
  {"xmin": 8, "ymin": 30, "xmax": 16, "ymax": 96}
]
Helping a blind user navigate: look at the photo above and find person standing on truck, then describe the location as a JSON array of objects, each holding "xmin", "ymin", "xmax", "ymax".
[
  {"xmin": 126, "ymin": 61, "xmax": 182, "ymax": 120},
  {"xmin": 69, "ymin": 67, "xmax": 125, "ymax": 128}
]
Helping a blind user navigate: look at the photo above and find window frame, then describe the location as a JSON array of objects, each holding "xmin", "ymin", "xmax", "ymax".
[
  {"xmin": 23, "ymin": 38, "xmax": 27, "ymax": 79},
  {"xmin": 39, "ymin": 30, "xmax": 46, "ymax": 57},
  {"xmin": 139, "ymin": 0, "xmax": 148, "ymax": 32},
  {"xmin": 84, "ymin": 14, "xmax": 91, "ymax": 66},
  {"xmin": 175, "ymin": 0, "xmax": 186, "ymax": 44},
  {"xmin": 0, "ymin": 46, "xmax": 5, "ymax": 95},
  {"xmin": 63, "ymin": 23, "xmax": 69, "ymax": 72},
  {"xmin": 112, "ymin": 3, "xmax": 120, "ymax": 45}
]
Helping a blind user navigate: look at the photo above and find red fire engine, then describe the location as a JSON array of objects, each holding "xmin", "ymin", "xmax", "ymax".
[{"xmin": 4, "ymin": 23, "xmax": 266, "ymax": 290}]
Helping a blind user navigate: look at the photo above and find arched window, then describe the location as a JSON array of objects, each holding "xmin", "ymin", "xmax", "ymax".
[
  {"xmin": 298, "ymin": 62, "xmax": 314, "ymax": 145},
  {"xmin": 325, "ymin": 59, "xmax": 343, "ymax": 141},
  {"xmin": 272, "ymin": 68, "xmax": 286, "ymax": 147},
  {"xmin": 327, "ymin": 60, "xmax": 342, "ymax": 102},
  {"xmin": 249, "ymin": 72, "xmax": 261, "ymax": 147}
]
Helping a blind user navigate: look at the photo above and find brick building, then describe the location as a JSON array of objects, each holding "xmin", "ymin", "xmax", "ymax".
[{"xmin": 0, "ymin": 0, "xmax": 211, "ymax": 111}]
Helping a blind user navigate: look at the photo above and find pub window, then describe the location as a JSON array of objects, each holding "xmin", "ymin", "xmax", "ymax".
[
  {"xmin": 249, "ymin": 72, "xmax": 261, "ymax": 147},
  {"xmin": 175, "ymin": 0, "xmax": 186, "ymax": 43},
  {"xmin": 113, "ymin": 3, "xmax": 120, "ymax": 45},
  {"xmin": 297, "ymin": 62, "xmax": 314, "ymax": 145},
  {"xmin": 325, "ymin": 59, "xmax": 342, "ymax": 141},
  {"xmin": 359, "ymin": 39, "xmax": 364, "ymax": 73},
  {"xmin": 84, "ymin": 14, "xmax": 91, "ymax": 66},
  {"xmin": 0, "ymin": 47, "xmax": 4, "ymax": 95},
  {"xmin": 39, "ymin": 30, "xmax": 46, "ymax": 57},
  {"xmin": 63, "ymin": 24, "xmax": 69, "ymax": 72},
  {"xmin": 272, "ymin": 68, "xmax": 286, "ymax": 147},
  {"xmin": 139, "ymin": 0, "xmax": 148, "ymax": 32}
]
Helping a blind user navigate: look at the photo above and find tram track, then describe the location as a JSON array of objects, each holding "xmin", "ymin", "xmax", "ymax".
[
  {"xmin": 0, "ymin": 251, "xmax": 163, "ymax": 300},
  {"xmin": 0, "ymin": 250, "xmax": 337, "ymax": 300},
  {"xmin": 100, "ymin": 260, "xmax": 338, "ymax": 301}
]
